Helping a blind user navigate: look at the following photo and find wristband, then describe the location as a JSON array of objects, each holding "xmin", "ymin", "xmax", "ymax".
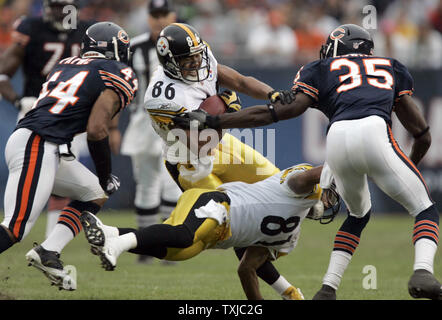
[
  {"xmin": 413, "ymin": 126, "xmax": 430, "ymax": 139},
  {"xmin": 267, "ymin": 104, "xmax": 279, "ymax": 123}
]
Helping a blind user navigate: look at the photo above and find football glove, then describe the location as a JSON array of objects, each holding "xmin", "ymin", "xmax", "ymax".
[
  {"xmin": 101, "ymin": 174, "xmax": 120, "ymax": 196},
  {"xmin": 268, "ymin": 90, "xmax": 296, "ymax": 105},
  {"xmin": 173, "ymin": 110, "xmax": 220, "ymax": 130},
  {"xmin": 218, "ymin": 90, "xmax": 241, "ymax": 112}
]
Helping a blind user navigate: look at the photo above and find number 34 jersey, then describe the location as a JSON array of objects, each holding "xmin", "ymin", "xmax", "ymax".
[
  {"xmin": 292, "ymin": 54, "xmax": 414, "ymax": 130},
  {"xmin": 17, "ymin": 57, "xmax": 138, "ymax": 144}
]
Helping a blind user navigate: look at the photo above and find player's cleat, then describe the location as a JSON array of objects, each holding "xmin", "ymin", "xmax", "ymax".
[
  {"xmin": 25, "ymin": 243, "xmax": 76, "ymax": 291},
  {"xmin": 80, "ymin": 211, "xmax": 117, "ymax": 271},
  {"xmin": 282, "ymin": 286, "xmax": 305, "ymax": 300},
  {"xmin": 408, "ymin": 269, "xmax": 442, "ymax": 300},
  {"xmin": 312, "ymin": 284, "xmax": 337, "ymax": 300}
]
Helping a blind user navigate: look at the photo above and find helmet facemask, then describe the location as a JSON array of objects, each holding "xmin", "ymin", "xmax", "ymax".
[
  {"xmin": 166, "ymin": 43, "xmax": 210, "ymax": 84},
  {"xmin": 307, "ymin": 182, "xmax": 341, "ymax": 224}
]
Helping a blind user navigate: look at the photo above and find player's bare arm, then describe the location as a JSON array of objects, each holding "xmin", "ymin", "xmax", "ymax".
[
  {"xmin": 237, "ymin": 246, "xmax": 271, "ymax": 300},
  {"xmin": 108, "ymin": 113, "xmax": 121, "ymax": 155},
  {"xmin": 288, "ymin": 165, "xmax": 323, "ymax": 195},
  {"xmin": 87, "ymin": 89, "xmax": 122, "ymax": 195},
  {"xmin": 393, "ymin": 95, "xmax": 431, "ymax": 166},
  {"xmin": 0, "ymin": 42, "xmax": 24, "ymax": 103},
  {"xmin": 87, "ymin": 89, "xmax": 121, "ymax": 140},
  {"xmin": 217, "ymin": 64, "xmax": 273, "ymax": 100}
]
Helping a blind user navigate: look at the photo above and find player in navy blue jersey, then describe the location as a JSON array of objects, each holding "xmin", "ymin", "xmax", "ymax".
[
  {"xmin": 0, "ymin": 0, "xmax": 94, "ymax": 238},
  {"xmin": 174, "ymin": 24, "xmax": 441, "ymax": 300},
  {"xmin": 0, "ymin": 21, "xmax": 137, "ymax": 291}
]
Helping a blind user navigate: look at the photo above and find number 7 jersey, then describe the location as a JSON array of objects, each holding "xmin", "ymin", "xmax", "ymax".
[
  {"xmin": 17, "ymin": 57, "xmax": 138, "ymax": 144},
  {"xmin": 292, "ymin": 54, "xmax": 414, "ymax": 130}
]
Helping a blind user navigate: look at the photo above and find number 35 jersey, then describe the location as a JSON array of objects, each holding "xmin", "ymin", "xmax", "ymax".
[
  {"xmin": 292, "ymin": 54, "xmax": 414, "ymax": 130},
  {"xmin": 17, "ymin": 57, "xmax": 137, "ymax": 144}
]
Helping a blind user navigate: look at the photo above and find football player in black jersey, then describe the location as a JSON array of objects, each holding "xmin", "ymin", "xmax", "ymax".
[
  {"xmin": 174, "ymin": 24, "xmax": 441, "ymax": 300},
  {"xmin": 0, "ymin": 0, "xmax": 93, "ymax": 239},
  {"xmin": 0, "ymin": 22, "xmax": 137, "ymax": 291}
]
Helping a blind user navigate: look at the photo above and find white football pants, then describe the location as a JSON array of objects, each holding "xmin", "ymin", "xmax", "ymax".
[
  {"xmin": 2, "ymin": 128, "xmax": 106, "ymax": 240},
  {"xmin": 131, "ymin": 151, "xmax": 182, "ymax": 210},
  {"xmin": 326, "ymin": 116, "xmax": 433, "ymax": 218}
]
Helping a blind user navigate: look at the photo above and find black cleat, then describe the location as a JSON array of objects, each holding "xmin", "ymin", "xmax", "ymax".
[
  {"xmin": 25, "ymin": 243, "xmax": 76, "ymax": 290},
  {"xmin": 312, "ymin": 284, "xmax": 337, "ymax": 300},
  {"xmin": 408, "ymin": 269, "xmax": 442, "ymax": 300}
]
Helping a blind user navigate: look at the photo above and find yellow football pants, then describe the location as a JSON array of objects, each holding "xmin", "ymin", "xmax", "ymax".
[
  {"xmin": 166, "ymin": 133, "xmax": 280, "ymax": 191},
  {"xmin": 162, "ymin": 188, "xmax": 231, "ymax": 261}
]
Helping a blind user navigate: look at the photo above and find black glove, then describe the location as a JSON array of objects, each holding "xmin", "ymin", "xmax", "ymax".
[
  {"xmin": 268, "ymin": 90, "xmax": 296, "ymax": 105},
  {"xmin": 218, "ymin": 90, "xmax": 241, "ymax": 112},
  {"xmin": 101, "ymin": 174, "xmax": 120, "ymax": 196},
  {"xmin": 173, "ymin": 110, "xmax": 220, "ymax": 130}
]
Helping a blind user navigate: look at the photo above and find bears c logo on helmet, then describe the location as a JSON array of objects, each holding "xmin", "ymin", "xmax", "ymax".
[
  {"xmin": 118, "ymin": 30, "xmax": 129, "ymax": 44},
  {"xmin": 330, "ymin": 27, "xmax": 346, "ymax": 40}
]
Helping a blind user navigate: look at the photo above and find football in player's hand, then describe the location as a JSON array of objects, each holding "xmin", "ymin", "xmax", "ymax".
[{"xmin": 199, "ymin": 95, "xmax": 227, "ymax": 115}]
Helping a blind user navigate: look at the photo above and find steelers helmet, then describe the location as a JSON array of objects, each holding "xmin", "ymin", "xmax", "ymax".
[
  {"xmin": 320, "ymin": 24, "xmax": 374, "ymax": 59},
  {"xmin": 156, "ymin": 23, "xmax": 210, "ymax": 83},
  {"xmin": 81, "ymin": 22, "xmax": 131, "ymax": 64}
]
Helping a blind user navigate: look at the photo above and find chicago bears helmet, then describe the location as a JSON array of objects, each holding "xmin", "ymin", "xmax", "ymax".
[
  {"xmin": 80, "ymin": 22, "xmax": 131, "ymax": 64},
  {"xmin": 43, "ymin": 0, "xmax": 78, "ymax": 32},
  {"xmin": 320, "ymin": 24, "xmax": 374, "ymax": 59},
  {"xmin": 156, "ymin": 23, "xmax": 210, "ymax": 83}
]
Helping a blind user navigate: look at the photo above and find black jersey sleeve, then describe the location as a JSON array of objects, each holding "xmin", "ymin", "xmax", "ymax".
[
  {"xmin": 393, "ymin": 59, "xmax": 414, "ymax": 101},
  {"xmin": 11, "ymin": 16, "xmax": 32, "ymax": 47},
  {"xmin": 97, "ymin": 60, "xmax": 138, "ymax": 111},
  {"xmin": 291, "ymin": 60, "xmax": 321, "ymax": 101}
]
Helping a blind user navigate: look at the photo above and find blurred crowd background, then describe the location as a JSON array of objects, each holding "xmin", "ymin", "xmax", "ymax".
[{"xmin": 0, "ymin": 0, "xmax": 441, "ymax": 69}]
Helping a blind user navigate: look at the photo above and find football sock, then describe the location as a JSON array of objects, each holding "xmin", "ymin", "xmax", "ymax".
[
  {"xmin": 271, "ymin": 276, "xmax": 292, "ymax": 295},
  {"xmin": 42, "ymin": 201, "xmax": 100, "ymax": 253},
  {"xmin": 45, "ymin": 210, "xmax": 60, "ymax": 238},
  {"xmin": 134, "ymin": 224, "xmax": 193, "ymax": 250},
  {"xmin": 413, "ymin": 205, "xmax": 439, "ymax": 273},
  {"xmin": 322, "ymin": 210, "xmax": 371, "ymax": 289},
  {"xmin": 0, "ymin": 226, "xmax": 14, "ymax": 254}
]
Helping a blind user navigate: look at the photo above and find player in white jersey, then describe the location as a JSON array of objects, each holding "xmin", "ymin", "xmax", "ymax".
[
  {"xmin": 80, "ymin": 163, "xmax": 340, "ymax": 299},
  {"xmin": 142, "ymin": 22, "xmax": 300, "ymax": 297},
  {"xmin": 144, "ymin": 23, "xmax": 294, "ymax": 191}
]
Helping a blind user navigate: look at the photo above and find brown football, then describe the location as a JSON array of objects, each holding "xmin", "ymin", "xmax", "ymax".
[{"xmin": 199, "ymin": 95, "xmax": 227, "ymax": 115}]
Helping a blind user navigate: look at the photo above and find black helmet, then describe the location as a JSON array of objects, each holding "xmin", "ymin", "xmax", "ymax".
[
  {"xmin": 43, "ymin": 0, "xmax": 78, "ymax": 32},
  {"xmin": 320, "ymin": 24, "xmax": 374, "ymax": 59},
  {"xmin": 156, "ymin": 23, "xmax": 210, "ymax": 83},
  {"xmin": 80, "ymin": 22, "xmax": 131, "ymax": 64}
]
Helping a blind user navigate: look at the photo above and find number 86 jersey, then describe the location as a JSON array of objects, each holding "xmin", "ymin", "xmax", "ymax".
[
  {"xmin": 292, "ymin": 54, "xmax": 414, "ymax": 131},
  {"xmin": 17, "ymin": 57, "xmax": 138, "ymax": 145}
]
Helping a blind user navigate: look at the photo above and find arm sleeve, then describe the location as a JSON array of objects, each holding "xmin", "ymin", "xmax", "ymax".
[
  {"xmin": 393, "ymin": 59, "xmax": 414, "ymax": 101},
  {"xmin": 11, "ymin": 16, "xmax": 32, "ymax": 47},
  {"xmin": 98, "ymin": 61, "xmax": 138, "ymax": 112},
  {"xmin": 291, "ymin": 61, "xmax": 321, "ymax": 101}
]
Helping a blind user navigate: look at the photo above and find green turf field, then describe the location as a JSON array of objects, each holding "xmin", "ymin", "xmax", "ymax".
[{"xmin": 0, "ymin": 210, "xmax": 440, "ymax": 300}]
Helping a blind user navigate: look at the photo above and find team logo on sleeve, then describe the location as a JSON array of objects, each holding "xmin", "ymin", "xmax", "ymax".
[
  {"xmin": 118, "ymin": 30, "xmax": 130, "ymax": 44},
  {"xmin": 157, "ymin": 37, "xmax": 169, "ymax": 56}
]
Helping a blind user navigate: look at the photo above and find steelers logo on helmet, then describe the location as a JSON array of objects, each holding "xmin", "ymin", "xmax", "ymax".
[{"xmin": 157, "ymin": 37, "xmax": 170, "ymax": 56}]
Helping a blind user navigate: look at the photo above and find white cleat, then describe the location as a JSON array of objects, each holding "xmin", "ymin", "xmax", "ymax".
[
  {"xmin": 25, "ymin": 243, "xmax": 76, "ymax": 291},
  {"xmin": 80, "ymin": 211, "xmax": 117, "ymax": 271}
]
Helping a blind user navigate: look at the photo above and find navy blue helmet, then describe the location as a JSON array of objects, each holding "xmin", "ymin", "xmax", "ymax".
[{"xmin": 81, "ymin": 21, "xmax": 131, "ymax": 64}]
